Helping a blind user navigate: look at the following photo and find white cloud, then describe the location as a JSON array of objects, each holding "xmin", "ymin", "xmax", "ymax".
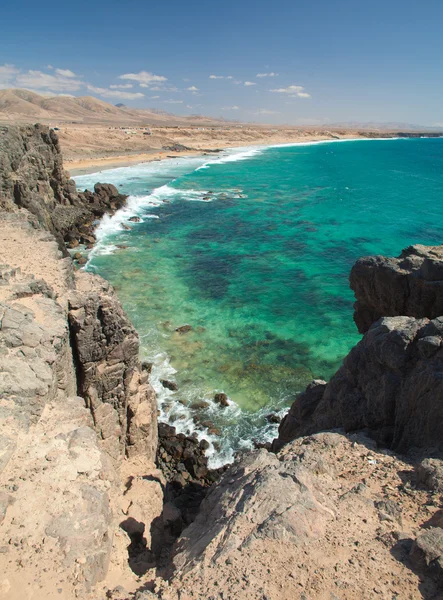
[
  {"xmin": 209, "ymin": 75, "xmax": 233, "ymax": 80},
  {"xmin": 149, "ymin": 95, "xmax": 160, "ymax": 99},
  {"xmin": 109, "ymin": 83, "xmax": 133, "ymax": 89},
  {"xmin": 296, "ymin": 92, "xmax": 311, "ymax": 98},
  {"xmin": 119, "ymin": 70, "xmax": 167, "ymax": 86},
  {"xmin": 187, "ymin": 86, "xmax": 199, "ymax": 91},
  {"xmin": 270, "ymin": 85, "xmax": 305, "ymax": 94},
  {"xmin": 86, "ymin": 85, "xmax": 144, "ymax": 100},
  {"xmin": 163, "ymin": 99, "xmax": 183, "ymax": 104},
  {"xmin": 55, "ymin": 68, "xmax": 77, "ymax": 78},
  {"xmin": 222, "ymin": 105, "xmax": 239, "ymax": 110},
  {"xmin": 143, "ymin": 84, "xmax": 178, "ymax": 92},
  {"xmin": 0, "ymin": 64, "xmax": 20, "ymax": 88},
  {"xmin": 15, "ymin": 69, "xmax": 83, "ymax": 92},
  {"xmin": 47, "ymin": 65, "xmax": 54, "ymax": 70},
  {"xmin": 256, "ymin": 72, "xmax": 278, "ymax": 77},
  {"xmin": 255, "ymin": 109, "xmax": 280, "ymax": 115},
  {"xmin": 244, "ymin": 81, "xmax": 256, "ymax": 86}
]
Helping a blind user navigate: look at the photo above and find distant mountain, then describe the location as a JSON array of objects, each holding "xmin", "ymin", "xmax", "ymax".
[
  {"xmin": 0, "ymin": 89, "xmax": 232, "ymax": 126},
  {"xmin": 329, "ymin": 120, "xmax": 443, "ymax": 132}
]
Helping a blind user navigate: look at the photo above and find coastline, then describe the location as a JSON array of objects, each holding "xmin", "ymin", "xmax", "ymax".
[
  {"xmin": 65, "ymin": 133, "xmax": 359, "ymax": 176},
  {"xmin": 65, "ymin": 132, "xmax": 437, "ymax": 176}
]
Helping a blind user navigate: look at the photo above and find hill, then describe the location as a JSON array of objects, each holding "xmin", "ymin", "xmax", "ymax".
[{"xmin": 0, "ymin": 88, "xmax": 231, "ymax": 126}]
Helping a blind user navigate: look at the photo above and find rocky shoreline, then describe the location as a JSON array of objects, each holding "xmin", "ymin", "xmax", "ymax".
[{"xmin": 0, "ymin": 123, "xmax": 443, "ymax": 599}]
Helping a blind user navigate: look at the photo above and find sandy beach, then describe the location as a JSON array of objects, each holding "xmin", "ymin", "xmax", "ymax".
[{"xmin": 63, "ymin": 125, "xmax": 368, "ymax": 175}]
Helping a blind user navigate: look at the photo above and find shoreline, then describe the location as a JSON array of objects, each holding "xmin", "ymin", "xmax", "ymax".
[
  {"xmin": 65, "ymin": 133, "xmax": 364, "ymax": 176},
  {"xmin": 65, "ymin": 132, "xmax": 438, "ymax": 176}
]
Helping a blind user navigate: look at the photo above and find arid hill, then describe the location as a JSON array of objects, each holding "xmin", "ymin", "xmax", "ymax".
[{"xmin": 0, "ymin": 88, "xmax": 231, "ymax": 126}]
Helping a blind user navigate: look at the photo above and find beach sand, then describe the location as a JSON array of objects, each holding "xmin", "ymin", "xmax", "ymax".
[{"xmin": 61, "ymin": 124, "xmax": 367, "ymax": 175}]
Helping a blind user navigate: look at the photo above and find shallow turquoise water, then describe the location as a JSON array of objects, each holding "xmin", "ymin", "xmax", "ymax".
[{"xmin": 75, "ymin": 138, "xmax": 443, "ymax": 464}]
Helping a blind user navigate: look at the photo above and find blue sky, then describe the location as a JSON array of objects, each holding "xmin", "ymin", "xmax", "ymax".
[{"xmin": 1, "ymin": 0, "xmax": 442, "ymax": 125}]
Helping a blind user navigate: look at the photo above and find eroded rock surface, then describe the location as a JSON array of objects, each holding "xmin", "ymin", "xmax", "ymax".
[
  {"xmin": 274, "ymin": 315, "xmax": 443, "ymax": 453},
  {"xmin": 0, "ymin": 124, "xmax": 127, "ymax": 249},
  {"xmin": 350, "ymin": 244, "xmax": 443, "ymax": 333},
  {"xmin": 69, "ymin": 271, "xmax": 157, "ymax": 462},
  {"xmin": 157, "ymin": 432, "xmax": 442, "ymax": 600}
]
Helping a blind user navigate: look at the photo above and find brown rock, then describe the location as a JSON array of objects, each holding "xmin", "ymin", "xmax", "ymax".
[
  {"xmin": 175, "ymin": 324, "xmax": 193, "ymax": 334},
  {"xmin": 214, "ymin": 392, "xmax": 229, "ymax": 407},
  {"xmin": 160, "ymin": 379, "xmax": 178, "ymax": 391}
]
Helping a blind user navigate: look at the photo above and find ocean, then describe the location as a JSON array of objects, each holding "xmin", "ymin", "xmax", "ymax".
[{"xmin": 74, "ymin": 137, "xmax": 443, "ymax": 466}]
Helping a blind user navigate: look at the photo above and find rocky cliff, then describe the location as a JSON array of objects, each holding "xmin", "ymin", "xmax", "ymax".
[
  {"xmin": 0, "ymin": 126, "xmax": 160, "ymax": 599},
  {"xmin": 1, "ymin": 123, "xmax": 443, "ymax": 600},
  {"xmin": 350, "ymin": 244, "xmax": 443, "ymax": 333},
  {"xmin": 154, "ymin": 242, "xmax": 443, "ymax": 600},
  {"xmin": 274, "ymin": 244, "xmax": 443, "ymax": 453},
  {"xmin": 0, "ymin": 123, "xmax": 128, "ymax": 249}
]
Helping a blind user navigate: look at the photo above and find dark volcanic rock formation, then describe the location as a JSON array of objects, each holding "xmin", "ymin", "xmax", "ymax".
[
  {"xmin": 0, "ymin": 123, "xmax": 127, "ymax": 249},
  {"xmin": 274, "ymin": 315, "xmax": 443, "ymax": 453},
  {"xmin": 350, "ymin": 244, "xmax": 443, "ymax": 333},
  {"xmin": 275, "ymin": 242, "xmax": 443, "ymax": 454}
]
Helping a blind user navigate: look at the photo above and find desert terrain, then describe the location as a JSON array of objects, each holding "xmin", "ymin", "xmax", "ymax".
[{"xmin": 2, "ymin": 88, "xmax": 439, "ymax": 175}]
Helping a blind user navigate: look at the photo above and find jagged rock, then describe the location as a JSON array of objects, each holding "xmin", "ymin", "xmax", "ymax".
[
  {"xmin": 274, "ymin": 316, "xmax": 443, "ymax": 453},
  {"xmin": 68, "ymin": 271, "xmax": 157, "ymax": 462},
  {"xmin": 0, "ymin": 124, "xmax": 127, "ymax": 250},
  {"xmin": 164, "ymin": 432, "xmax": 438, "ymax": 599},
  {"xmin": 350, "ymin": 244, "xmax": 443, "ymax": 333},
  {"xmin": 416, "ymin": 458, "xmax": 443, "ymax": 492}
]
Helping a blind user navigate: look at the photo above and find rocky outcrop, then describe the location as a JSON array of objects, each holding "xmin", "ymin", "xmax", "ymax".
[
  {"xmin": 157, "ymin": 432, "xmax": 442, "ymax": 600},
  {"xmin": 350, "ymin": 244, "xmax": 443, "ymax": 333},
  {"xmin": 0, "ymin": 127, "xmax": 160, "ymax": 597},
  {"xmin": 68, "ymin": 272, "xmax": 158, "ymax": 462},
  {"xmin": 274, "ymin": 315, "xmax": 443, "ymax": 453},
  {"xmin": 0, "ymin": 124, "xmax": 127, "ymax": 249},
  {"xmin": 0, "ymin": 256, "xmax": 115, "ymax": 596}
]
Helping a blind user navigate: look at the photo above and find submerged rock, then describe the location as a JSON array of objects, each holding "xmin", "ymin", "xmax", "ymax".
[{"xmin": 175, "ymin": 324, "xmax": 193, "ymax": 334}]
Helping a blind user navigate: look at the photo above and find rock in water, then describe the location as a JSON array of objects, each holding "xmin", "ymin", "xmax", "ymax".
[
  {"xmin": 175, "ymin": 324, "xmax": 193, "ymax": 334},
  {"xmin": 161, "ymin": 379, "xmax": 179, "ymax": 391},
  {"xmin": 214, "ymin": 392, "xmax": 229, "ymax": 407}
]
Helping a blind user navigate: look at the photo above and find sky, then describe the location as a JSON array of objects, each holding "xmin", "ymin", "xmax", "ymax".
[{"xmin": 1, "ymin": 0, "xmax": 443, "ymax": 126}]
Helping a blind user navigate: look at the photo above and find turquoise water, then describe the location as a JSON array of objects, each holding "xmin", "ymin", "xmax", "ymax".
[{"xmin": 75, "ymin": 138, "xmax": 443, "ymax": 464}]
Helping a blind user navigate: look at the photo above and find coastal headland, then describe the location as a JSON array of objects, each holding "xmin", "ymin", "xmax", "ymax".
[{"xmin": 0, "ymin": 123, "xmax": 443, "ymax": 599}]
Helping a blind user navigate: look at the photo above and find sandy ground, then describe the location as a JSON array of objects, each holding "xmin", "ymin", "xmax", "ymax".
[{"xmin": 60, "ymin": 124, "xmax": 367, "ymax": 175}]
